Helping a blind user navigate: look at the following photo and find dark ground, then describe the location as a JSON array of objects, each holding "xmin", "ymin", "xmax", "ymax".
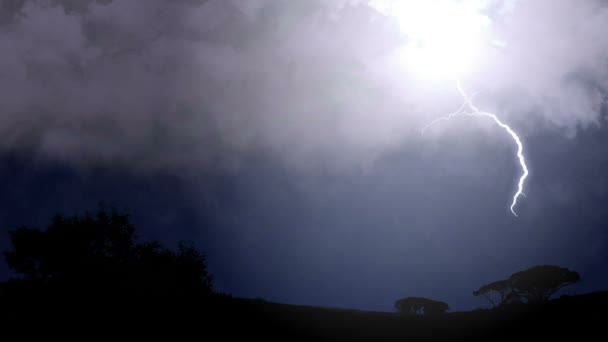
[{"xmin": 1, "ymin": 285, "xmax": 606, "ymax": 341}]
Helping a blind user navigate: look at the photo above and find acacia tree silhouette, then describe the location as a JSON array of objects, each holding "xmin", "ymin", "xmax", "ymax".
[
  {"xmin": 3, "ymin": 207, "xmax": 213, "ymax": 297},
  {"xmin": 509, "ymin": 265, "xmax": 580, "ymax": 303},
  {"xmin": 474, "ymin": 265, "xmax": 580, "ymax": 307},
  {"xmin": 473, "ymin": 279, "xmax": 519, "ymax": 307},
  {"xmin": 394, "ymin": 297, "xmax": 450, "ymax": 316}
]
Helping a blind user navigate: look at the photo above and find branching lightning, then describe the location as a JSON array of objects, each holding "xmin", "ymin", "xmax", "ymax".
[
  {"xmin": 423, "ymin": 81, "xmax": 529, "ymax": 217},
  {"xmin": 376, "ymin": 0, "xmax": 529, "ymax": 216}
]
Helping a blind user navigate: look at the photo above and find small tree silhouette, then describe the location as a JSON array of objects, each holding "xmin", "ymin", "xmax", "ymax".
[
  {"xmin": 395, "ymin": 297, "xmax": 449, "ymax": 316},
  {"xmin": 3, "ymin": 207, "xmax": 213, "ymax": 297},
  {"xmin": 473, "ymin": 279, "xmax": 520, "ymax": 308}
]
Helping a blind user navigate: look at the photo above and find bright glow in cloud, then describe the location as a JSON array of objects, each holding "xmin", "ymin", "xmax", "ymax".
[{"xmin": 370, "ymin": 0, "xmax": 493, "ymax": 79}]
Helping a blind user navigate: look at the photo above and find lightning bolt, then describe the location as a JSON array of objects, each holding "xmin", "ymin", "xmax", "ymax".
[{"xmin": 423, "ymin": 81, "xmax": 529, "ymax": 217}]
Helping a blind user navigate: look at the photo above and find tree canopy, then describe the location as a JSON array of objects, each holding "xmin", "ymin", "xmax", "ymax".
[{"xmin": 3, "ymin": 208, "xmax": 213, "ymax": 297}]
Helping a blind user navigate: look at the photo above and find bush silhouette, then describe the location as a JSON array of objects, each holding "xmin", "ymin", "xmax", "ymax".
[
  {"xmin": 3, "ymin": 207, "xmax": 213, "ymax": 297},
  {"xmin": 395, "ymin": 297, "xmax": 449, "ymax": 316}
]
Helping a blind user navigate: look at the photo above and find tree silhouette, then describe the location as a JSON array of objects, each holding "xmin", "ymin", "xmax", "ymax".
[
  {"xmin": 395, "ymin": 297, "xmax": 449, "ymax": 316},
  {"xmin": 3, "ymin": 207, "xmax": 213, "ymax": 297},
  {"xmin": 509, "ymin": 265, "xmax": 580, "ymax": 303},
  {"xmin": 473, "ymin": 279, "xmax": 520, "ymax": 308}
]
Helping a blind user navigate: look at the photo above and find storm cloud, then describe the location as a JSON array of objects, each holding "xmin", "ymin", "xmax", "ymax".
[{"xmin": 0, "ymin": 0, "xmax": 606, "ymax": 172}]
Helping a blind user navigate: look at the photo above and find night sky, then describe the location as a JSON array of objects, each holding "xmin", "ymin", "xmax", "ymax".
[{"xmin": 1, "ymin": 0, "xmax": 608, "ymax": 312}]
